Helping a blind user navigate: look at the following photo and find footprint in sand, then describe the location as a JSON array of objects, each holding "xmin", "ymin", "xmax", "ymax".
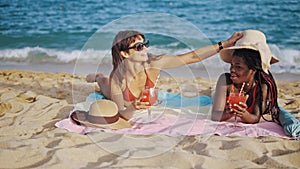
[
  {"xmin": 0, "ymin": 103, "xmax": 12, "ymax": 117},
  {"xmin": 0, "ymin": 101, "xmax": 25, "ymax": 117},
  {"xmin": 17, "ymin": 91, "xmax": 37, "ymax": 103},
  {"xmin": 0, "ymin": 90, "xmax": 18, "ymax": 101}
]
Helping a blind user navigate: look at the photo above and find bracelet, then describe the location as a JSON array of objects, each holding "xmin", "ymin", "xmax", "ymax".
[{"xmin": 218, "ymin": 41, "xmax": 223, "ymax": 52}]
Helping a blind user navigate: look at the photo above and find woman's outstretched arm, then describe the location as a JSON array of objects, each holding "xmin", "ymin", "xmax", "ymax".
[{"xmin": 151, "ymin": 32, "xmax": 243, "ymax": 69}]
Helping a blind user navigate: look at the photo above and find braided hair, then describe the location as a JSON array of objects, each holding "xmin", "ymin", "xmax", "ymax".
[{"xmin": 233, "ymin": 49, "xmax": 280, "ymax": 123}]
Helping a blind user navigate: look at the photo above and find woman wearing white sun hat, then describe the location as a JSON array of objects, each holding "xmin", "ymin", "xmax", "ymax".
[{"xmin": 212, "ymin": 30, "xmax": 300, "ymax": 138}]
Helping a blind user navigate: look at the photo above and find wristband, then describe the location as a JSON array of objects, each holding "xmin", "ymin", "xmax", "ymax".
[{"xmin": 218, "ymin": 41, "xmax": 223, "ymax": 51}]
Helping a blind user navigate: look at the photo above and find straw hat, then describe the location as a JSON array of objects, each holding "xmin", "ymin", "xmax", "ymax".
[
  {"xmin": 219, "ymin": 30, "xmax": 279, "ymax": 73},
  {"xmin": 70, "ymin": 100, "xmax": 131, "ymax": 129}
]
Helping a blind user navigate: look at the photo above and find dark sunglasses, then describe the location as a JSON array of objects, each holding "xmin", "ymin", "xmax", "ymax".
[{"xmin": 127, "ymin": 39, "xmax": 149, "ymax": 51}]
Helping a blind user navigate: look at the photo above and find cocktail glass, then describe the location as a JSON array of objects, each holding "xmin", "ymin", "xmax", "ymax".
[
  {"xmin": 140, "ymin": 87, "xmax": 158, "ymax": 121},
  {"xmin": 228, "ymin": 92, "xmax": 247, "ymax": 127}
]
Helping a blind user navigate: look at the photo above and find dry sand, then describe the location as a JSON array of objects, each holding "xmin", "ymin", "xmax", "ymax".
[{"xmin": 0, "ymin": 70, "xmax": 299, "ymax": 169}]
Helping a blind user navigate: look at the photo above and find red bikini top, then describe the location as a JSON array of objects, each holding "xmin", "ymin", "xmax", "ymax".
[
  {"xmin": 226, "ymin": 82, "xmax": 258, "ymax": 113},
  {"xmin": 123, "ymin": 70, "xmax": 156, "ymax": 102}
]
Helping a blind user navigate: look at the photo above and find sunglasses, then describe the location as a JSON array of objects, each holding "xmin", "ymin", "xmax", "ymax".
[{"xmin": 127, "ymin": 39, "xmax": 149, "ymax": 51}]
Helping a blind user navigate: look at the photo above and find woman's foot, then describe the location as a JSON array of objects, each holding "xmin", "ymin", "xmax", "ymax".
[
  {"xmin": 86, "ymin": 73, "xmax": 105, "ymax": 83},
  {"xmin": 86, "ymin": 73, "xmax": 110, "ymax": 98}
]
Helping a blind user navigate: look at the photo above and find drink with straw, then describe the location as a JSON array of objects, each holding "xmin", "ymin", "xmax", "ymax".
[
  {"xmin": 140, "ymin": 87, "xmax": 158, "ymax": 121},
  {"xmin": 140, "ymin": 87, "xmax": 158, "ymax": 106},
  {"xmin": 228, "ymin": 82, "xmax": 247, "ymax": 127},
  {"xmin": 140, "ymin": 75, "xmax": 160, "ymax": 121},
  {"xmin": 228, "ymin": 93, "xmax": 247, "ymax": 109}
]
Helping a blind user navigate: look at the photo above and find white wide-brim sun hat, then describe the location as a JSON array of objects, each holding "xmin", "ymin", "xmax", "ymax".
[
  {"xmin": 71, "ymin": 100, "xmax": 132, "ymax": 130},
  {"xmin": 219, "ymin": 29, "xmax": 279, "ymax": 73}
]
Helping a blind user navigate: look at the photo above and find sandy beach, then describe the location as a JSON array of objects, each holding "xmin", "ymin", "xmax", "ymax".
[{"xmin": 0, "ymin": 69, "xmax": 300, "ymax": 169}]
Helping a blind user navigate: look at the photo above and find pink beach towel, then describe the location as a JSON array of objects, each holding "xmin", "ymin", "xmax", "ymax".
[{"xmin": 55, "ymin": 108, "xmax": 290, "ymax": 139}]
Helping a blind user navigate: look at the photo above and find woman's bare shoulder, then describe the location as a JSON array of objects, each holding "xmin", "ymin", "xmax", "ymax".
[{"xmin": 217, "ymin": 73, "xmax": 232, "ymax": 85}]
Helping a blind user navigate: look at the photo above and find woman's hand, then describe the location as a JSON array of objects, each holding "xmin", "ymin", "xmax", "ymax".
[
  {"xmin": 231, "ymin": 101, "xmax": 249, "ymax": 119},
  {"xmin": 222, "ymin": 32, "xmax": 243, "ymax": 48},
  {"xmin": 132, "ymin": 95, "xmax": 150, "ymax": 110},
  {"xmin": 224, "ymin": 102, "xmax": 235, "ymax": 117}
]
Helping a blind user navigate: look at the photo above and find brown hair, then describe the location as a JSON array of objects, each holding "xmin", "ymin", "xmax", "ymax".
[
  {"xmin": 111, "ymin": 30, "xmax": 144, "ymax": 70},
  {"xmin": 111, "ymin": 30, "xmax": 145, "ymax": 82}
]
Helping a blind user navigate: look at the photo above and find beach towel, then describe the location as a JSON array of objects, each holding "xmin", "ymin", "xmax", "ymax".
[
  {"xmin": 86, "ymin": 92, "xmax": 213, "ymax": 108},
  {"xmin": 55, "ymin": 92, "xmax": 294, "ymax": 139},
  {"xmin": 55, "ymin": 107, "xmax": 290, "ymax": 138}
]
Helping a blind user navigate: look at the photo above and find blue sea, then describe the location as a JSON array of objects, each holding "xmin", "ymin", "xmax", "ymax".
[{"xmin": 1, "ymin": 0, "xmax": 300, "ymax": 78}]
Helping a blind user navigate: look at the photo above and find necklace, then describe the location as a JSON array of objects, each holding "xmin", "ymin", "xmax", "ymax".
[{"xmin": 244, "ymin": 80, "xmax": 256, "ymax": 93}]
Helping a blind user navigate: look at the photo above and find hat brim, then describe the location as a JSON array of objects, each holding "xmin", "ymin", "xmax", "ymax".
[
  {"xmin": 219, "ymin": 46, "xmax": 279, "ymax": 64},
  {"xmin": 70, "ymin": 110, "xmax": 132, "ymax": 130}
]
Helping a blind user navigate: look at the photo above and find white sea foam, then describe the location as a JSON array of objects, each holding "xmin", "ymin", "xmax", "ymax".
[
  {"xmin": 0, "ymin": 45, "xmax": 300, "ymax": 74},
  {"xmin": 0, "ymin": 47, "xmax": 110, "ymax": 64}
]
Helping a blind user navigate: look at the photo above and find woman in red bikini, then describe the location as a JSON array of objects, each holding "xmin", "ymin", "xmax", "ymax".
[{"xmin": 87, "ymin": 30, "xmax": 242, "ymax": 120}]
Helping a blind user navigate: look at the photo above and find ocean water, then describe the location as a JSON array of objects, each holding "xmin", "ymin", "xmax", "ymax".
[{"xmin": 1, "ymin": 0, "xmax": 300, "ymax": 77}]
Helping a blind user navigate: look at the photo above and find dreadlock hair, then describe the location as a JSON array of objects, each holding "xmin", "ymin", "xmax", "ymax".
[{"xmin": 233, "ymin": 49, "xmax": 280, "ymax": 123}]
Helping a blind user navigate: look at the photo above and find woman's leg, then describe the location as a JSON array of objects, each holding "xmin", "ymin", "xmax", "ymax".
[
  {"xmin": 86, "ymin": 73, "xmax": 110, "ymax": 99},
  {"xmin": 279, "ymin": 107, "xmax": 300, "ymax": 138}
]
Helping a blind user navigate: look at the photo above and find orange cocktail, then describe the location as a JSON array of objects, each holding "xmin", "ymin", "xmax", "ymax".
[
  {"xmin": 140, "ymin": 87, "xmax": 158, "ymax": 106},
  {"xmin": 228, "ymin": 92, "xmax": 247, "ymax": 109}
]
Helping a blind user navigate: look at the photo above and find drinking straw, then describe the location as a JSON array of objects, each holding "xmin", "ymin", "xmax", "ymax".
[
  {"xmin": 154, "ymin": 74, "xmax": 160, "ymax": 88},
  {"xmin": 239, "ymin": 82, "xmax": 245, "ymax": 96}
]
